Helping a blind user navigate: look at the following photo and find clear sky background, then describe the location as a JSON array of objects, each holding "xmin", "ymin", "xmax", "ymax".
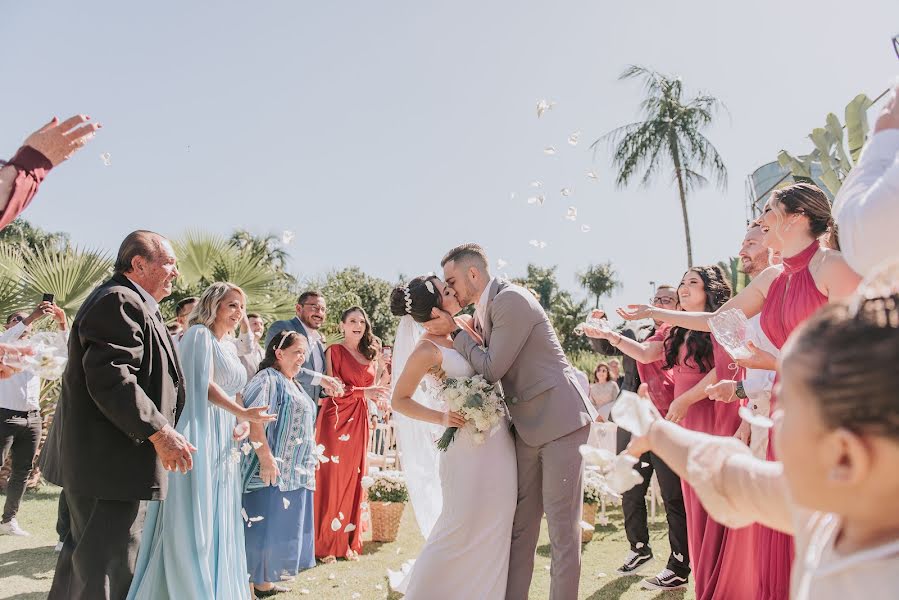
[{"xmin": 3, "ymin": 1, "xmax": 898, "ymax": 316}]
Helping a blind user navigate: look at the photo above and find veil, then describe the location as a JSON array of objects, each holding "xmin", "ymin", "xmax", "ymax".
[{"xmin": 390, "ymin": 315, "xmax": 443, "ymax": 539}]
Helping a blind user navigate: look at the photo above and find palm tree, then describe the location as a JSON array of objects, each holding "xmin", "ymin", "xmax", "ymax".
[
  {"xmin": 595, "ymin": 65, "xmax": 727, "ymax": 267},
  {"xmin": 577, "ymin": 262, "xmax": 620, "ymax": 309}
]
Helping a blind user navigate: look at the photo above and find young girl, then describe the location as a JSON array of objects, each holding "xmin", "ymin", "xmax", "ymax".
[{"xmin": 626, "ymin": 289, "xmax": 899, "ymax": 599}]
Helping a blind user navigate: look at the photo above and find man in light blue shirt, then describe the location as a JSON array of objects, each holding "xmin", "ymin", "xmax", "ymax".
[{"xmin": 265, "ymin": 291, "xmax": 342, "ymax": 410}]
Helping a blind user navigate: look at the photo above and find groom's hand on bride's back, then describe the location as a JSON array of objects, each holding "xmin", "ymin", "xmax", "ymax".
[{"xmin": 423, "ymin": 308, "xmax": 457, "ymax": 336}]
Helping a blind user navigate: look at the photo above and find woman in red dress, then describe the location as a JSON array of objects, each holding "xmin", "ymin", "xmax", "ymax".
[
  {"xmin": 314, "ymin": 306, "xmax": 389, "ymax": 562},
  {"xmin": 620, "ymin": 184, "xmax": 862, "ymax": 599},
  {"xmin": 588, "ymin": 266, "xmax": 755, "ymax": 598}
]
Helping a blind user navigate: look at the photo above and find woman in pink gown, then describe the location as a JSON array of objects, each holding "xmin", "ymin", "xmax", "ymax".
[
  {"xmin": 588, "ymin": 266, "xmax": 755, "ymax": 598},
  {"xmin": 619, "ymin": 184, "xmax": 862, "ymax": 599}
]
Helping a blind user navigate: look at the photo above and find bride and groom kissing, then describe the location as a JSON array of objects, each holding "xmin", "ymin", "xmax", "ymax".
[{"xmin": 387, "ymin": 243, "xmax": 598, "ymax": 600}]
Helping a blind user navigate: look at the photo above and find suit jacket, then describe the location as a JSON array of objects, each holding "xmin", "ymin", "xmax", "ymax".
[
  {"xmin": 454, "ymin": 279, "xmax": 597, "ymax": 447},
  {"xmin": 40, "ymin": 273, "xmax": 185, "ymax": 501},
  {"xmin": 264, "ymin": 317, "xmax": 326, "ymax": 402}
]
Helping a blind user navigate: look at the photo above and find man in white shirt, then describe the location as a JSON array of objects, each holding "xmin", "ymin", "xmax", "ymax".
[
  {"xmin": 705, "ymin": 224, "xmax": 777, "ymax": 458},
  {"xmin": 833, "ymin": 79, "xmax": 899, "ymax": 277},
  {"xmin": 0, "ymin": 301, "xmax": 67, "ymax": 536},
  {"xmin": 236, "ymin": 313, "xmax": 266, "ymax": 381}
]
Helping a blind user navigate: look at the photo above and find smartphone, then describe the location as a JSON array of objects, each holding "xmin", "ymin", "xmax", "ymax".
[{"xmin": 42, "ymin": 293, "xmax": 55, "ymax": 304}]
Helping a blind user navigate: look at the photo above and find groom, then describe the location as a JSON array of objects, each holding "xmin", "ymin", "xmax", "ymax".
[{"xmin": 427, "ymin": 243, "xmax": 597, "ymax": 600}]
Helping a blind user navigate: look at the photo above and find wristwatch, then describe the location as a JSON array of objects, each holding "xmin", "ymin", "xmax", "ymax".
[
  {"xmin": 734, "ymin": 381, "xmax": 747, "ymax": 400},
  {"xmin": 450, "ymin": 327, "xmax": 464, "ymax": 341}
]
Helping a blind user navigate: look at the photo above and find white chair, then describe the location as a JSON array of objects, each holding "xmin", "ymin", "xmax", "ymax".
[{"xmin": 368, "ymin": 422, "xmax": 399, "ymax": 471}]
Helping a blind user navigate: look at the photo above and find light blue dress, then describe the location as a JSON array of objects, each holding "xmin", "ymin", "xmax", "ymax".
[{"xmin": 128, "ymin": 325, "xmax": 250, "ymax": 600}]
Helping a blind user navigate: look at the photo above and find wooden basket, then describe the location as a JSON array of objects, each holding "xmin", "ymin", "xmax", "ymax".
[
  {"xmin": 581, "ymin": 502, "xmax": 598, "ymax": 543},
  {"xmin": 370, "ymin": 501, "xmax": 405, "ymax": 542}
]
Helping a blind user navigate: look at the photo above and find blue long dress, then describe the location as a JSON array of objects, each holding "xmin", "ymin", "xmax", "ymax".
[{"xmin": 128, "ymin": 325, "xmax": 250, "ymax": 600}]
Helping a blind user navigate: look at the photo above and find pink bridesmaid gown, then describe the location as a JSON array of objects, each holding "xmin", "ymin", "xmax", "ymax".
[
  {"xmin": 671, "ymin": 337, "xmax": 755, "ymax": 600},
  {"xmin": 756, "ymin": 240, "xmax": 828, "ymax": 600}
]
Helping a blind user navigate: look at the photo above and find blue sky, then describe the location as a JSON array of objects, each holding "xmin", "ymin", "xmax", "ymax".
[{"xmin": 3, "ymin": 1, "xmax": 898, "ymax": 316}]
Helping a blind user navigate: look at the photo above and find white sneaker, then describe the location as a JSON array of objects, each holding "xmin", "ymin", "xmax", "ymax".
[
  {"xmin": 54, "ymin": 541, "xmax": 64, "ymax": 552},
  {"xmin": 0, "ymin": 518, "xmax": 30, "ymax": 536}
]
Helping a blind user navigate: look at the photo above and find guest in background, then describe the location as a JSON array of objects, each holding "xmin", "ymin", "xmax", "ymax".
[
  {"xmin": 265, "ymin": 291, "xmax": 342, "ymax": 405},
  {"xmin": 608, "ymin": 358, "xmax": 625, "ymax": 390},
  {"xmin": 833, "ymin": 79, "xmax": 899, "ymax": 277},
  {"xmin": 242, "ymin": 331, "xmax": 318, "ymax": 597},
  {"xmin": 585, "ymin": 285, "xmax": 690, "ymax": 591},
  {"xmin": 127, "ymin": 283, "xmax": 275, "ymax": 600},
  {"xmin": 705, "ymin": 224, "xmax": 777, "ymax": 458},
  {"xmin": 236, "ymin": 313, "xmax": 265, "ymax": 381},
  {"xmin": 0, "ymin": 115, "xmax": 99, "ymax": 230},
  {"xmin": 314, "ymin": 306, "xmax": 389, "ymax": 562},
  {"xmin": 41, "ymin": 230, "xmax": 191, "ymax": 600},
  {"xmin": 588, "ymin": 362, "xmax": 619, "ymax": 421},
  {"xmin": 0, "ymin": 301, "xmax": 67, "ymax": 537},
  {"xmin": 172, "ymin": 296, "xmax": 198, "ymax": 343},
  {"xmin": 588, "ymin": 267, "xmax": 752, "ymax": 597}
]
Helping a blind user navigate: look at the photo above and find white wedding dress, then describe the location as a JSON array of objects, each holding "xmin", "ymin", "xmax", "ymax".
[{"xmin": 389, "ymin": 339, "xmax": 518, "ymax": 600}]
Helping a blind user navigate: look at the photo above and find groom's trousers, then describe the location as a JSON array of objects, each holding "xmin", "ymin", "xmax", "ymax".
[{"xmin": 506, "ymin": 424, "xmax": 590, "ymax": 600}]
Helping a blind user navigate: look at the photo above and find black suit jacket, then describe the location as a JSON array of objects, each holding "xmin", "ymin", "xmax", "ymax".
[{"xmin": 40, "ymin": 273, "xmax": 185, "ymax": 501}]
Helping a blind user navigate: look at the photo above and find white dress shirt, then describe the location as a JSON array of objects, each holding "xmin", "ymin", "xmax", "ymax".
[
  {"xmin": 0, "ymin": 322, "xmax": 41, "ymax": 412},
  {"xmin": 833, "ymin": 128, "xmax": 899, "ymax": 277},
  {"xmin": 236, "ymin": 332, "xmax": 265, "ymax": 381},
  {"xmin": 474, "ymin": 277, "xmax": 496, "ymax": 332},
  {"xmin": 126, "ymin": 277, "xmax": 161, "ymax": 317},
  {"xmin": 742, "ymin": 314, "xmax": 777, "ymax": 459},
  {"xmin": 298, "ymin": 321, "xmax": 324, "ymax": 386}
]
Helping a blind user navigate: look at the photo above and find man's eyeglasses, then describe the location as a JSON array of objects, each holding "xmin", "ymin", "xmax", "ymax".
[
  {"xmin": 651, "ymin": 296, "xmax": 677, "ymax": 306},
  {"xmin": 300, "ymin": 304, "xmax": 326, "ymax": 314}
]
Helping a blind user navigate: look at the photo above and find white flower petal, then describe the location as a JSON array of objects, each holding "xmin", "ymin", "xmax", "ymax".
[
  {"xmin": 241, "ymin": 442, "xmax": 252, "ymax": 456},
  {"xmin": 344, "ymin": 523, "xmax": 356, "ymax": 533},
  {"xmin": 560, "ymin": 188, "xmax": 571, "ymax": 197},
  {"xmin": 565, "ymin": 206, "xmax": 577, "ymax": 221},
  {"xmin": 251, "ymin": 441, "xmax": 262, "ymax": 450},
  {"xmin": 739, "ymin": 406, "xmax": 774, "ymax": 428},
  {"xmin": 543, "ymin": 146, "xmax": 557, "ymax": 155},
  {"xmin": 527, "ymin": 195, "xmax": 545, "ymax": 206},
  {"xmin": 581, "ymin": 224, "xmax": 591, "ymax": 233},
  {"xmin": 568, "ymin": 131, "xmax": 581, "ymax": 146},
  {"xmin": 241, "ymin": 508, "xmax": 249, "ymax": 522},
  {"xmin": 283, "ymin": 497, "xmax": 291, "ymax": 510},
  {"xmin": 586, "ymin": 170, "xmax": 598, "ymax": 180},
  {"xmin": 338, "ymin": 434, "xmax": 350, "ymax": 441},
  {"xmin": 330, "ymin": 455, "xmax": 340, "ymax": 463},
  {"xmin": 100, "ymin": 152, "xmax": 112, "ymax": 166},
  {"xmin": 281, "ymin": 230, "xmax": 295, "ymax": 245},
  {"xmin": 497, "ymin": 258, "xmax": 508, "ymax": 269},
  {"xmin": 330, "ymin": 517, "xmax": 342, "ymax": 531},
  {"xmin": 249, "ymin": 515, "xmax": 264, "ymax": 522},
  {"xmin": 339, "ymin": 511, "xmax": 345, "ymax": 520}
]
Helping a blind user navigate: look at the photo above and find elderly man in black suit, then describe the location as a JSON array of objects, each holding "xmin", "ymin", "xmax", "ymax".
[{"xmin": 41, "ymin": 230, "xmax": 195, "ymax": 600}]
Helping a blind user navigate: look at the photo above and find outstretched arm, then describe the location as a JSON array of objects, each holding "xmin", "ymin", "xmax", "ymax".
[
  {"xmin": 453, "ymin": 292, "xmax": 538, "ymax": 383},
  {"xmin": 390, "ymin": 341, "xmax": 464, "ymax": 427}
]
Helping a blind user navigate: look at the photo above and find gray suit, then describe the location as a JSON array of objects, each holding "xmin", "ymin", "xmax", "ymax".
[
  {"xmin": 265, "ymin": 317, "xmax": 326, "ymax": 403},
  {"xmin": 454, "ymin": 279, "xmax": 597, "ymax": 600}
]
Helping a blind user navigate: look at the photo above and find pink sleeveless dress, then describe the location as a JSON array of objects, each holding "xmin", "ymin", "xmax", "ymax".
[
  {"xmin": 673, "ymin": 336, "xmax": 755, "ymax": 600},
  {"xmin": 756, "ymin": 240, "xmax": 828, "ymax": 600}
]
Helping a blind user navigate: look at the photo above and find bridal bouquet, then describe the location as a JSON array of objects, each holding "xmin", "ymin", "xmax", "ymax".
[{"xmin": 436, "ymin": 375, "xmax": 506, "ymax": 452}]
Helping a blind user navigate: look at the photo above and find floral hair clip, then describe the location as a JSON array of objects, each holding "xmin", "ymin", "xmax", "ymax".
[{"xmin": 403, "ymin": 285, "xmax": 413, "ymax": 315}]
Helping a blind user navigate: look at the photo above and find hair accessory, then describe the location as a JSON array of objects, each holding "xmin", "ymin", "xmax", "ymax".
[
  {"xmin": 276, "ymin": 331, "xmax": 294, "ymax": 350},
  {"xmin": 424, "ymin": 280, "xmax": 435, "ymax": 295},
  {"xmin": 403, "ymin": 285, "xmax": 413, "ymax": 315}
]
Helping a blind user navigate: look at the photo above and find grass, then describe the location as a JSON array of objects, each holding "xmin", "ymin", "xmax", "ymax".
[{"xmin": 0, "ymin": 486, "xmax": 694, "ymax": 600}]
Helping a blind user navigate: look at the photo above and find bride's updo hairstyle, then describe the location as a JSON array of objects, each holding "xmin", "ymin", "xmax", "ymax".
[{"xmin": 390, "ymin": 275, "xmax": 442, "ymax": 323}]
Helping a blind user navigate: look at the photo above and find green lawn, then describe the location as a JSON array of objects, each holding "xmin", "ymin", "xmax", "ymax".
[{"xmin": 0, "ymin": 486, "xmax": 694, "ymax": 600}]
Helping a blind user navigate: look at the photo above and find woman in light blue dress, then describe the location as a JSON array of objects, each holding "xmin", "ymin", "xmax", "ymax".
[{"xmin": 128, "ymin": 283, "xmax": 276, "ymax": 600}]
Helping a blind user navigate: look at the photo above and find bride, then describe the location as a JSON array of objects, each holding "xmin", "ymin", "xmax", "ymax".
[{"xmin": 386, "ymin": 275, "xmax": 517, "ymax": 599}]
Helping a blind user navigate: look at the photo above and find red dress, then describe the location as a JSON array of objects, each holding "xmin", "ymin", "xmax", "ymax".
[
  {"xmin": 755, "ymin": 240, "xmax": 828, "ymax": 600},
  {"xmin": 673, "ymin": 336, "xmax": 755, "ymax": 600},
  {"xmin": 314, "ymin": 344, "xmax": 376, "ymax": 559}
]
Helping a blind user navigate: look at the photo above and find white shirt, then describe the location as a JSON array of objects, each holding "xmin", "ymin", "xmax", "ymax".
[
  {"xmin": 297, "ymin": 320, "xmax": 324, "ymax": 386},
  {"xmin": 742, "ymin": 314, "xmax": 778, "ymax": 459},
  {"xmin": 0, "ymin": 322, "xmax": 40, "ymax": 411},
  {"xmin": 475, "ymin": 277, "xmax": 495, "ymax": 330},
  {"xmin": 236, "ymin": 332, "xmax": 265, "ymax": 381},
  {"xmin": 126, "ymin": 277, "xmax": 160, "ymax": 317},
  {"xmin": 833, "ymin": 128, "xmax": 899, "ymax": 277}
]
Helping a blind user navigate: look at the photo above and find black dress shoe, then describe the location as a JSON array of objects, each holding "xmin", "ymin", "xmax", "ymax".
[{"xmin": 253, "ymin": 584, "xmax": 291, "ymax": 597}]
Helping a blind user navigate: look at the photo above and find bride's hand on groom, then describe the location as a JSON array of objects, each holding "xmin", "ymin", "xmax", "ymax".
[
  {"xmin": 440, "ymin": 411, "xmax": 466, "ymax": 428},
  {"xmin": 423, "ymin": 308, "xmax": 457, "ymax": 336}
]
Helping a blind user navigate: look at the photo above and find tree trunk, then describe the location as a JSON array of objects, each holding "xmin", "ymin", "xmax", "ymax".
[{"xmin": 669, "ymin": 139, "xmax": 693, "ymax": 268}]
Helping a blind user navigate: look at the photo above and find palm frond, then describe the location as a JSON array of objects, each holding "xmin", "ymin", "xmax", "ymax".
[
  {"xmin": 19, "ymin": 247, "xmax": 113, "ymax": 315},
  {"xmin": 172, "ymin": 230, "xmax": 231, "ymax": 286}
]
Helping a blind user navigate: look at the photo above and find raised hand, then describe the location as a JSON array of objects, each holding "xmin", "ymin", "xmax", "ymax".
[
  {"xmin": 242, "ymin": 405, "xmax": 278, "ymax": 424},
  {"xmin": 320, "ymin": 376, "xmax": 343, "ymax": 397},
  {"xmin": 23, "ymin": 115, "xmax": 101, "ymax": 166},
  {"xmin": 424, "ymin": 308, "xmax": 457, "ymax": 336},
  {"xmin": 149, "ymin": 424, "xmax": 197, "ymax": 473},
  {"xmin": 616, "ymin": 304, "xmax": 652, "ymax": 321},
  {"xmin": 734, "ymin": 341, "xmax": 777, "ymax": 371},
  {"xmin": 0, "ymin": 344, "xmax": 35, "ymax": 379},
  {"xmin": 705, "ymin": 380, "xmax": 738, "ymax": 403}
]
